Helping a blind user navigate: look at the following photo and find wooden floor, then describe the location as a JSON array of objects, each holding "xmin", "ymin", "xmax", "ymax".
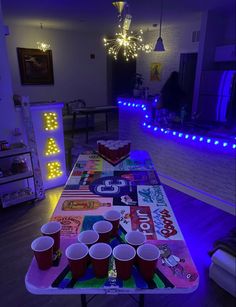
[{"xmin": 0, "ymin": 184, "xmax": 235, "ymax": 307}]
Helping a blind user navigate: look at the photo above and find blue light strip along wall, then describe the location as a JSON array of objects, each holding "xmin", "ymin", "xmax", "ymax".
[{"xmin": 118, "ymin": 99, "xmax": 236, "ymax": 151}]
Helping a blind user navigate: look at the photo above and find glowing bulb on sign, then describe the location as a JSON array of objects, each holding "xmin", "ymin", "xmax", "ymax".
[
  {"xmin": 43, "ymin": 112, "xmax": 58, "ymax": 131},
  {"xmin": 47, "ymin": 161, "xmax": 63, "ymax": 179}
]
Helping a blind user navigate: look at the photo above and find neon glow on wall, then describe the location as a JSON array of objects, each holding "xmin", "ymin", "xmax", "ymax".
[{"xmin": 117, "ymin": 99, "xmax": 236, "ymax": 151}]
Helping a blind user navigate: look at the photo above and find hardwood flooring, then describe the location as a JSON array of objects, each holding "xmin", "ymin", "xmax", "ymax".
[{"xmin": 0, "ymin": 185, "xmax": 235, "ymax": 307}]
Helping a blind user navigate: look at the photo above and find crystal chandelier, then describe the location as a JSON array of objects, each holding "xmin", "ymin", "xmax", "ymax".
[
  {"xmin": 37, "ymin": 23, "xmax": 50, "ymax": 52},
  {"xmin": 103, "ymin": 2, "xmax": 152, "ymax": 61}
]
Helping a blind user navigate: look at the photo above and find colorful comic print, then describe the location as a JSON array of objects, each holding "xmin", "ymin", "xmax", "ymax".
[
  {"xmin": 114, "ymin": 170, "xmax": 160, "ymax": 185},
  {"xmin": 130, "ymin": 206, "xmax": 157, "ymax": 240},
  {"xmin": 150, "ymin": 240, "xmax": 199, "ymax": 288},
  {"xmin": 50, "ymin": 216, "xmax": 83, "ymax": 236}
]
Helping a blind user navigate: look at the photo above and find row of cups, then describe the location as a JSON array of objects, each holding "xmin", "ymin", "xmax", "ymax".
[
  {"xmin": 66, "ymin": 241, "xmax": 160, "ymax": 281},
  {"xmin": 97, "ymin": 140, "xmax": 131, "ymax": 160}
]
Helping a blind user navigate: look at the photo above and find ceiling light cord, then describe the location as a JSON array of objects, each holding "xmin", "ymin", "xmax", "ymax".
[{"xmin": 159, "ymin": 0, "xmax": 163, "ymax": 37}]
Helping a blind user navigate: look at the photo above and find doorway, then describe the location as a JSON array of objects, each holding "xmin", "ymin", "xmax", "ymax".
[
  {"xmin": 107, "ymin": 56, "xmax": 136, "ymax": 105},
  {"xmin": 179, "ymin": 53, "xmax": 198, "ymax": 116}
]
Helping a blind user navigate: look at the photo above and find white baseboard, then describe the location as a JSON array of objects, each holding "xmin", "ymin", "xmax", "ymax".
[{"xmin": 159, "ymin": 173, "xmax": 236, "ymax": 216}]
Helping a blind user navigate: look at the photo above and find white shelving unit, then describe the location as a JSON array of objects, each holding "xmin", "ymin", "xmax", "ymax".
[{"xmin": 0, "ymin": 146, "xmax": 36, "ymax": 208}]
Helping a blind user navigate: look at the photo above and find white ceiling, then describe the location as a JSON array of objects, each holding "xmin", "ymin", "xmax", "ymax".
[{"xmin": 1, "ymin": 0, "xmax": 235, "ymax": 32}]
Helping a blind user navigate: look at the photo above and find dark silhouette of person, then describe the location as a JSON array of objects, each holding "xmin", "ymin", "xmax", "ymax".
[{"xmin": 159, "ymin": 71, "xmax": 185, "ymax": 113}]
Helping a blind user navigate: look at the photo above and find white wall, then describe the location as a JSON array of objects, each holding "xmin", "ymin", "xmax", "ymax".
[
  {"xmin": 0, "ymin": 2, "xmax": 23, "ymax": 140},
  {"xmin": 137, "ymin": 17, "xmax": 201, "ymax": 95},
  {"xmin": 5, "ymin": 24, "xmax": 107, "ymax": 106}
]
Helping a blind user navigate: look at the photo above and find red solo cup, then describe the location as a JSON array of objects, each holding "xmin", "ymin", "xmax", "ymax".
[
  {"xmin": 125, "ymin": 231, "xmax": 146, "ymax": 249},
  {"xmin": 65, "ymin": 243, "xmax": 89, "ymax": 280},
  {"xmin": 113, "ymin": 244, "xmax": 136, "ymax": 280},
  {"xmin": 103, "ymin": 210, "xmax": 121, "ymax": 237},
  {"xmin": 31, "ymin": 236, "xmax": 54, "ymax": 270},
  {"xmin": 41, "ymin": 221, "xmax": 62, "ymax": 252},
  {"xmin": 92, "ymin": 220, "xmax": 113, "ymax": 243},
  {"xmin": 89, "ymin": 243, "xmax": 112, "ymax": 278},
  {"xmin": 137, "ymin": 243, "xmax": 160, "ymax": 281},
  {"xmin": 77, "ymin": 230, "xmax": 99, "ymax": 247}
]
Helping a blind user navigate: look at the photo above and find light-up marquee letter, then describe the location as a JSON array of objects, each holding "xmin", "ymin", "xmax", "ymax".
[
  {"xmin": 47, "ymin": 161, "xmax": 63, "ymax": 179},
  {"xmin": 43, "ymin": 112, "xmax": 58, "ymax": 131},
  {"xmin": 45, "ymin": 138, "xmax": 60, "ymax": 156}
]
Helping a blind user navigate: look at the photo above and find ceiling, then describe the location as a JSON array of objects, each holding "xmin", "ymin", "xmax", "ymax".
[{"xmin": 1, "ymin": 0, "xmax": 235, "ymax": 32}]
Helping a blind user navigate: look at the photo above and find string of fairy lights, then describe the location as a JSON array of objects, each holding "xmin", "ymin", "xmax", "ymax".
[{"xmin": 103, "ymin": 2, "xmax": 152, "ymax": 61}]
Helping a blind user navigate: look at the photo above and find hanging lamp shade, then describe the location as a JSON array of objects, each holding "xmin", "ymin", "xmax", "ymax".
[
  {"xmin": 154, "ymin": 0, "xmax": 165, "ymax": 52},
  {"xmin": 154, "ymin": 37, "xmax": 165, "ymax": 51}
]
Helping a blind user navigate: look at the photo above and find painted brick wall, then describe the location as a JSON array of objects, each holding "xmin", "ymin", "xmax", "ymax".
[{"xmin": 119, "ymin": 108, "xmax": 236, "ymax": 215}]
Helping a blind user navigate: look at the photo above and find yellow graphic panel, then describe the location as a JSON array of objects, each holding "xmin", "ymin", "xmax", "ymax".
[
  {"xmin": 47, "ymin": 161, "xmax": 63, "ymax": 179},
  {"xmin": 43, "ymin": 112, "xmax": 58, "ymax": 131},
  {"xmin": 45, "ymin": 138, "xmax": 60, "ymax": 156}
]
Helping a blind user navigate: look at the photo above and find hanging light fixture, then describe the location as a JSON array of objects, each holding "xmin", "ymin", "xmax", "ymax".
[
  {"xmin": 103, "ymin": 1, "xmax": 152, "ymax": 61},
  {"xmin": 154, "ymin": 0, "xmax": 165, "ymax": 52},
  {"xmin": 37, "ymin": 23, "xmax": 50, "ymax": 52}
]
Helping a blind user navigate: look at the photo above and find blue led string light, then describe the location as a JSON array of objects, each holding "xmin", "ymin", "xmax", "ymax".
[{"xmin": 117, "ymin": 99, "xmax": 236, "ymax": 150}]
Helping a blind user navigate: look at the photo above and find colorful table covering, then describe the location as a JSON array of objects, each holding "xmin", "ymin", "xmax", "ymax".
[{"xmin": 25, "ymin": 150, "xmax": 199, "ymax": 294}]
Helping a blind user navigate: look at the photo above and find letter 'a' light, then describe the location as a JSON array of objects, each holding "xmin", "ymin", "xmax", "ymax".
[{"xmin": 45, "ymin": 138, "xmax": 60, "ymax": 156}]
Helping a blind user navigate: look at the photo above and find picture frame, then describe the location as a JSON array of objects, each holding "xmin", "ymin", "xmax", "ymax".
[
  {"xmin": 150, "ymin": 63, "xmax": 162, "ymax": 81},
  {"xmin": 17, "ymin": 48, "xmax": 54, "ymax": 85}
]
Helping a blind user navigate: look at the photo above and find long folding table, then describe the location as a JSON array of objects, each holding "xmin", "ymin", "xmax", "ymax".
[{"xmin": 25, "ymin": 150, "xmax": 199, "ymax": 306}]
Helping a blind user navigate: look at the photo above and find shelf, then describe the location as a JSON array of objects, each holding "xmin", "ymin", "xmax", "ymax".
[
  {"xmin": 0, "ymin": 171, "xmax": 33, "ymax": 185},
  {"xmin": 0, "ymin": 147, "xmax": 30, "ymax": 159},
  {"xmin": 1, "ymin": 194, "xmax": 35, "ymax": 208}
]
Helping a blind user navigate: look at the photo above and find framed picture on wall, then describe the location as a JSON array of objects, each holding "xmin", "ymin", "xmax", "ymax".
[
  {"xmin": 150, "ymin": 63, "xmax": 162, "ymax": 81},
  {"xmin": 17, "ymin": 48, "xmax": 54, "ymax": 85}
]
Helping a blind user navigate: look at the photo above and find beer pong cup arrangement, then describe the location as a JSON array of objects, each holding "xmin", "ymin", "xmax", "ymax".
[
  {"xmin": 113, "ymin": 244, "xmax": 136, "ymax": 280},
  {"xmin": 89, "ymin": 243, "xmax": 112, "ymax": 278},
  {"xmin": 97, "ymin": 140, "xmax": 131, "ymax": 162},
  {"xmin": 103, "ymin": 210, "xmax": 121, "ymax": 237},
  {"xmin": 78, "ymin": 230, "xmax": 99, "ymax": 247},
  {"xmin": 92, "ymin": 220, "xmax": 113, "ymax": 243},
  {"xmin": 31, "ymin": 236, "xmax": 54, "ymax": 270},
  {"xmin": 137, "ymin": 243, "xmax": 160, "ymax": 281},
  {"xmin": 41, "ymin": 221, "xmax": 62, "ymax": 252},
  {"xmin": 125, "ymin": 231, "xmax": 146, "ymax": 249},
  {"xmin": 65, "ymin": 243, "xmax": 89, "ymax": 280}
]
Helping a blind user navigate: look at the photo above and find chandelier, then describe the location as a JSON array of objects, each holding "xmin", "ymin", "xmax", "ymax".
[
  {"xmin": 37, "ymin": 23, "xmax": 50, "ymax": 52},
  {"xmin": 103, "ymin": 2, "xmax": 152, "ymax": 61}
]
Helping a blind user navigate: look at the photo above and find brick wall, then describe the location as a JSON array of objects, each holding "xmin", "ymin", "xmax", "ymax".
[{"xmin": 119, "ymin": 107, "xmax": 236, "ymax": 215}]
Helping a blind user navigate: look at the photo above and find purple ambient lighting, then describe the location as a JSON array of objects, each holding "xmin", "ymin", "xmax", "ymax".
[{"xmin": 117, "ymin": 99, "xmax": 236, "ymax": 151}]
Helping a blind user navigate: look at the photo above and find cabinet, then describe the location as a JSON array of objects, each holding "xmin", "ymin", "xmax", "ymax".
[{"xmin": 0, "ymin": 146, "xmax": 36, "ymax": 208}]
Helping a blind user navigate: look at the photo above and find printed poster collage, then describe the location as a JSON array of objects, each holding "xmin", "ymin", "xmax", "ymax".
[{"xmin": 50, "ymin": 151, "xmax": 198, "ymax": 288}]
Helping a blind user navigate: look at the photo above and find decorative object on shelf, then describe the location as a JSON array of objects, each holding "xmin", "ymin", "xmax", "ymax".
[
  {"xmin": 43, "ymin": 112, "xmax": 59, "ymax": 131},
  {"xmin": 17, "ymin": 48, "xmax": 54, "ymax": 85},
  {"xmin": 11, "ymin": 157, "xmax": 28, "ymax": 173},
  {"xmin": 0, "ymin": 140, "xmax": 10, "ymax": 151},
  {"xmin": 103, "ymin": 1, "xmax": 152, "ymax": 61},
  {"xmin": 153, "ymin": 0, "xmax": 165, "ymax": 52},
  {"xmin": 150, "ymin": 63, "xmax": 162, "ymax": 81},
  {"xmin": 47, "ymin": 161, "xmax": 63, "ymax": 179},
  {"xmin": 45, "ymin": 138, "xmax": 60, "ymax": 156},
  {"xmin": 20, "ymin": 96, "xmax": 45, "ymax": 200},
  {"xmin": 36, "ymin": 23, "xmax": 50, "ymax": 52}
]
